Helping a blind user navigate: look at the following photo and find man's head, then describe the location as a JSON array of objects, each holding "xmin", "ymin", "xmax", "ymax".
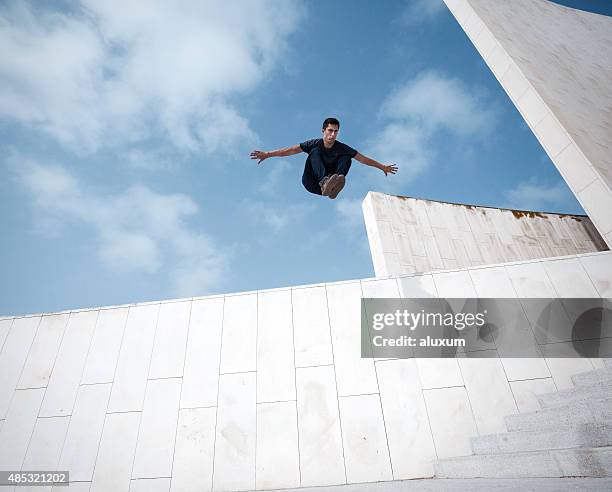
[{"xmin": 322, "ymin": 117, "xmax": 340, "ymax": 147}]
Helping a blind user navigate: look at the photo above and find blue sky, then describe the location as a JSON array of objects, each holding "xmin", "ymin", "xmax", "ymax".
[{"xmin": 1, "ymin": 0, "xmax": 610, "ymax": 316}]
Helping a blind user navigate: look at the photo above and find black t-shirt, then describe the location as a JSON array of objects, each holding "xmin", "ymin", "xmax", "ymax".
[{"xmin": 300, "ymin": 138, "xmax": 358, "ymax": 175}]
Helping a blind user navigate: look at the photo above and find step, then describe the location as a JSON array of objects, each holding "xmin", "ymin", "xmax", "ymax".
[
  {"xmin": 435, "ymin": 446, "xmax": 612, "ymax": 479},
  {"xmin": 505, "ymin": 400, "xmax": 612, "ymax": 432},
  {"xmin": 604, "ymin": 359, "xmax": 612, "ymax": 370},
  {"xmin": 471, "ymin": 423, "xmax": 612, "ymax": 455},
  {"xmin": 537, "ymin": 381, "xmax": 612, "ymax": 409},
  {"xmin": 572, "ymin": 368, "xmax": 612, "ymax": 387}
]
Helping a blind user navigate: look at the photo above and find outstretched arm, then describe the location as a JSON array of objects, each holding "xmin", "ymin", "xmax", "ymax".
[
  {"xmin": 250, "ymin": 144, "xmax": 302, "ymax": 164},
  {"xmin": 354, "ymin": 152, "xmax": 398, "ymax": 176}
]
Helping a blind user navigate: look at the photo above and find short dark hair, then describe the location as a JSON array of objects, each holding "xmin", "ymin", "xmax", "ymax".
[{"xmin": 322, "ymin": 117, "xmax": 340, "ymax": 130}]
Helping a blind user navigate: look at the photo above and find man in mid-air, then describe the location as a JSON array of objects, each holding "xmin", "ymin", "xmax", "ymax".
[{"xmin": 250, "ymin": 117, "xmax": 398, "ymax": 199}]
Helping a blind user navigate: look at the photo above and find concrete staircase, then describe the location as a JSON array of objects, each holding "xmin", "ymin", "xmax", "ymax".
[{"xmin": 435, "ymin": 360, "xmax": 612, "ymax": 479}]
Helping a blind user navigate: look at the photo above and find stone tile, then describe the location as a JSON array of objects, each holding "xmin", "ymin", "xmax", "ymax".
[
  {"xmin": 543, "ymin": 257, "xmax": 599, "ymax": 298},
  {"xmin": 423, "ymin": 235, "xmax": 444, "ymax": 270},
  {"xmin": 58, "ymin": 384, "xmax": 111, "ymax": 481},
  {"xmin": 510, "ymin": 377, "xmax": 557, "ymax": 413},
  {"xmin": 82, "ymin": 308, "xmax": 129, "ymax": 384},
  {"xmin": 18, "ymin": 314, "xmax": 69, "ymax": 390},
  {"xmin": 500, "ymin": 357, "xmax": 551, "ymax": 382},
  {"xmin": 361, "ymin": 278, "xmax": 400, "ymax": 298},
  {"xmin": 376, "ymin": 359, "xmax": 436, "ymax": 479},
  {"xmin": 486, "ymin": 43, "xmax": 512, "ymax": 81},
  {"xmin": 219, "ymin": 294, "xmax": 257, "ymax": 374},
  {"xmin": 22, "ymin": 415, "xmax": 70, "ymax": 478},
  {"xmin": 180, "ymin": 297, "xmax": 223, "ymax": 409},
  {"xmin": 326, "ymin": 282, "xmax": 377, "ymax": 396},
  {"xmin": 361, "ymin": 278, "xmax": 403, "ymax": 361},
  {"xmin": 516, "ymin": 86, "xmax": 550, "ymax": 127},
  {"xmin": 543, "ymin": 342, "xmax": 595, "ymax": 389},
  {"xmin": 500, "ymin": 62, "xmax": 529, "ymax": 102},
  {"xmin": 535, "ymin": 113, "xmax": 572, "ymax": 158},
  {"xmin": 578, "ymin": 179, "xmax": 612, "ymax": 236},
  {"xmin": 457, "ymin": 356, "xmax": 518, "ymax": 434},
  {"xmin": 108, "ymin": 304, "xmax": 159, "ymax": 413},
  {"xmin": 295, "ymin": 365, "xmax": 345, "ymax": 487},
  {"xmin": 377, "ymin": 221, "xmax": 396, "ymax": 253},
  {"xmin": 474, "ymin": 25, "xmax": 496, "ymax": 58},
  {"xmin": 463, "ymin": 3, "xmax": 485, "ymax": 38},
  {"xmin": 213, "ymin": 372, "xmax": 256, "ymax": 491},
  {"xmin": 469, "ymin": 266, "xmax": 551, "ymax": 376},
  {"xmin": 256, "ymin": 401, "xmax": 300, "ymax": 490},
  {"xmin": 506, "ymin": 263, "xmax": 578, "ymax": 345},
  {"xmin": 148, "ymin": 301, "xmax": 191, "ymax": 379},
  {"xmin": 397, "ymin": 274, "xmax": 438, "ymax": 298},
  {"xmin": 555, "ymin": 143, "xmax": 598, "ymax": 194},
  {"xmin": 52, "ymin": 481, "xmax": 91, "ymax": 491},
  {"xmin": 423, "ymin": 386, "xmax": 478, "ymax": 459},
  {"xmin": 129, "ymin": 478, "xmax": 170, "ymax": 492},
  {"xmin": 170, "ymin": 407, "xmax": 216, "ymax": 492},
  {"xmin": 384, "ymin": 252, "xmax": 402, "ymax": 277},
  {"xmin": 292, "ymin": 287, "xmax": 333, "ymax": 368},
  {"xmin": 505, "ymin": 261, "xmax": 557, "ymax": 298},
  {"xmin": 90, "ymin": 412, "xmax": 140, "ymax": 492},
  {"xmin": 39, "ymin": 311, "xmax": 98, "ymax": 417},
  {"xmin": 338, "ymin": 394, "xmax": 392, "ymax": 484},
  {"xmin": 257, "ymin": 290, "xmax": 295, "ymax": 403},
  {"xmin": 0, "ymin": 388, "xmax": 45, "ymax": 470},
  {"xmin": 0, "ymin": 318, "xmax": 12, "ymax": 353},
  {"xmin": 0, "ymin": 316, "xmax": 41, "ymax": 419},
  {"xmin": 394, "ymin": 233, "xmax": 415, "ymax": 266},
  {"xmin": 132, "ymin": 378, "xmax": 181, "ymax": 479},
  {"xmin": 580, "ymin": 252, "xmax": 612, "ymax": 298},
  {"xmin": 415, "ymin": 359, "xmax": 464, "ymax": 389},
  {"xmin": 432, "ymin": 270, "xmax": 477, "ymax": 297},
  {"xmin": 469, "ymin": 266, "xmax": 516, "ymax": 297},
  {"xmin": 432, "ymin": 228, "xmax": 454, "ymax": 260}
]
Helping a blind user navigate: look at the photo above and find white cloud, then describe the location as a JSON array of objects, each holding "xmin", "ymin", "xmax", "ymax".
[
  {"xmin": 244, "ymin": 199, "xmax": 313, "ymax": 233},
  {"xmin": 503, "ymin": 177, "xmax": 580, "ymax": 212},
  {"xmin": 7, "ymin": 152, "xmax": 228, "ymax": 296},
  {"xmin": 0, "ymin": 0, "xmax": 303, "ymax": 153},
  {"xmin": 401, "ymin": 0, "xmax": 446, "ymax": 26},
  {"xmin": 381, "ymin": 70, "xmax": 496, "ymax": 136},
  {"xmin": 365, "ymin": 122, "xmax": 433, "ymax": 185},
  {"xmin": 121, "ymin": 149, "xmax": 175, "ymax": 171},
  {"xmin": 256, "ymin": 160, "xmax": 292, "ymax": 195},
  {"xmin": 364, "ymin": 70, "xmax": 497, "ymax": 189},
  {"xmin": 335, "ymin": 197, "xmax": 365, "ymax": 230}
]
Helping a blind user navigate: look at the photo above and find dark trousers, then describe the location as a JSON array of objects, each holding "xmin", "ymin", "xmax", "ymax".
[{"xmin": 302, "ymin": 147, "xmax": 352, "ymax": 195}]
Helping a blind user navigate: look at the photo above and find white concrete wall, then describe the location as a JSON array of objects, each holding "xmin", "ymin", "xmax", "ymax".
[
  {"xmin": 1, "ymin": 250, "xmax": 611, "ymax": 489},
  {"xmin": 443, "ymin": 0, "xmax": 612, "ymax": 247},
  {"xmin": 363, "ymin": 191, "xmax": 606, "ymax": 278}
]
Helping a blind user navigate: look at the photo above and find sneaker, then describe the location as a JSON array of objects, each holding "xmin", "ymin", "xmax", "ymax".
[
  {"xmin": 328, "ymin": 174, "xmax": 346, "ymax": 199},
  {"xmin": 320, "ymin": 174, "xmax": 338, "ymax": 196}
]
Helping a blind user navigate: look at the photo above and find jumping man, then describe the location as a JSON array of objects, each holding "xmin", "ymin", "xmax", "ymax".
[{"xmin": 250, "ymin": 117, "xmax": 398, "ymax": 199}]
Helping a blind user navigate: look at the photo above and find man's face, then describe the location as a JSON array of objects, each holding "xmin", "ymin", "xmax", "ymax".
[{"xmin": 322, "ymin": 124, "xmax": 339, "ymax": 145}]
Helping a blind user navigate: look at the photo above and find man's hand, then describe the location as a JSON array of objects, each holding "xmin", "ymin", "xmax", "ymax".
[
  {"xmin": 381, "ymin": 164, "xmax": 398, "ymax": 176},
  {"xmin": 250, "ymin": 150, "xmax": 269, "ymax": 164}
]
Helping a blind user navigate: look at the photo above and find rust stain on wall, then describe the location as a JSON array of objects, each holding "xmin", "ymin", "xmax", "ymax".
[{"xmin": 511, "ymin": 210, "xmax": 548, "ymax": 219}]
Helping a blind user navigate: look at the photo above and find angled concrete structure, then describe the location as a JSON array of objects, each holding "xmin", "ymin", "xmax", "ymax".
[
  {"xmin": 443, "ymin": 0, "xmax": 612, "ymax": 247},
  {"xmin": 1, "ymin": 0, "xmax": 611, "ymax": 490},
  {"xmin": 363, "ymin": 191, "xmax": 607, "ymax": 277}
]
